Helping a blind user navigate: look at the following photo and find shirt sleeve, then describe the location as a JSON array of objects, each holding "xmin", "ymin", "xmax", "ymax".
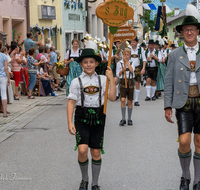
[
  {"xmin": 67, "ymin": 78, "xmax": 79, "ymax": 101},
  {"xmin": 53, "ymin": 54, "xmax": 57, "ymax": 63},
  {"xmin": 141, "ymin": 47, "xmax": 147, "ymax": 62},
  {"xmin": 40, "ymin": 68, "xmax": 44, "ymax": 75},
  {"xmin": 41, "ymin": 55, "xmax": 47, "ymax": 63},
  {"xmin": 158, "ymin": 51, "xmax": 162, "ymax": 62},
  {"xmin": 65, "ymin": 51, "xmax": 69, "ymax": 60},
  {"xmin": 15, "ymin": 54, "xmax": 20, "ymax": 61},
  {"xmin": 116, "ymin": 61, "xmax": 121, "ymax": 78},
  {"xmin": 31, "ymin": 40, "xmax": 36, "ymax": 47},
  {"xmin": 4, "ymin": 54, "xmax": 8, "ymax": 62}
]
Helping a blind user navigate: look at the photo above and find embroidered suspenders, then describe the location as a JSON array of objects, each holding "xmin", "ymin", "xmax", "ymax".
[
  {"xmin": 78, "ymin": 77, "xmax": 85, "ymax": 108},
  {"xmin": 78, "ymin": 76, "xmax": 102, "ymax": 108}
]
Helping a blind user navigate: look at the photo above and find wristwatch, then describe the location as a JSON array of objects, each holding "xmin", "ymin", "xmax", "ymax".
[{"xmin": 142, "ymin": 68, "xmax": 145, "ymax": 70}]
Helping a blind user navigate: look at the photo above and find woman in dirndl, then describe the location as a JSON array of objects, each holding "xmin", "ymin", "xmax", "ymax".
[{"xmin": 64, "ymin": 39, "xmax": 82, "ymax": 96}]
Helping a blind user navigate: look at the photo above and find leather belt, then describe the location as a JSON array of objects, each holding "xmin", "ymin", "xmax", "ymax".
[{"xmin": 188, "ymin": 85, "xmax": 200, "ymax": 97}]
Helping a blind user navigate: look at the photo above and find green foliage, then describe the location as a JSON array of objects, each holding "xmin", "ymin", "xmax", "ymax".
[
  {"xmin": 167, "ymin": 10, "xmax": 174, "ymax": 17},
  {"xmin": 179, "ymin": 42, "xmax": 184, "ymax": 47}
]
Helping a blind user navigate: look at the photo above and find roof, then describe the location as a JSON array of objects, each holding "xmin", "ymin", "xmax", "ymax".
[{"xmin": 167, "ymin": 10, "xmax": 186, "ymax": 24}]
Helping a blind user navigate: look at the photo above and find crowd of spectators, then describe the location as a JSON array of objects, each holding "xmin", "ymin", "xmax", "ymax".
[{"xmin": 0, "ymin": 31, "xmax": 64, "ymax": 117}]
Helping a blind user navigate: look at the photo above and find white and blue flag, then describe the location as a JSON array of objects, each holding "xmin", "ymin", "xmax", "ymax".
[{"xmin": 142, "ymin": 3, "xmax": 157, "ymax": 10}]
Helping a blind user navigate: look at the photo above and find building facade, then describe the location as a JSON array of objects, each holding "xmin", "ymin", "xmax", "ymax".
[
  {"xmin": 167, "ymin": 8, "xmax": 185, "ymax": 43},
  {"xmin": 61, "ymin": 0, "xmax": 86, "ymax": 56},
  {"xmin": 29, "ymin": 0, "xmax": 63, "ymax": 58},
  {"xmin": 0, "ymin": 0, "xmax": 27, "ymax": 45}
]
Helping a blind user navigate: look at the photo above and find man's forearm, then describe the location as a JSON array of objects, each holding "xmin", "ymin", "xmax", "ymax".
[
  {"xmin": 108, "ymin": 78, "xmax": 116, "ymax": 101},
  {"xmin": 142, "ymin": 61, "xmax": 146, "ymax": 69}
]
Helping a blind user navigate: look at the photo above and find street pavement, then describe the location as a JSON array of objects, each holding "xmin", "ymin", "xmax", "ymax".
[{"xmin": 0, "ymin": 86, "xmax": 196, "ymax": 190}]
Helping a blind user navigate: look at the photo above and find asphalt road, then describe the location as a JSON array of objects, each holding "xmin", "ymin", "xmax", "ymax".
[{"xmin": 0, "ymin": 86, "xmax": 196, "ymax": 190}]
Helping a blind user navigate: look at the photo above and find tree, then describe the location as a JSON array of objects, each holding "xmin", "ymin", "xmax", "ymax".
[
  {"xmin": 139, "ymin": 0, "xmax": 157, "ymax": 39},
  {"xmin": 167, "ymin": 10, "xmax": 174, "ymax": 17}
]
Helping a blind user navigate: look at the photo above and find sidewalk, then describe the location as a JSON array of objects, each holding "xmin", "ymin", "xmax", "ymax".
[{"xmin": 0, "ymin": 90, "xmax": 67, "ymax": 143}]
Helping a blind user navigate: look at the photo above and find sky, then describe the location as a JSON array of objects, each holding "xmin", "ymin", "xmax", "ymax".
[{"xmin": 165, "ymin": 0, "xmax": 192, "ymax": 11}]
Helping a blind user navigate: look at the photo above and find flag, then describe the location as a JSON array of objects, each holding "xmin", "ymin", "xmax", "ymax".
[
  {"xmin": 155, "ymin": 6, "xmax": 162, "ymax": 31},
  {"xmin": 150, "ymin": 0, "xmax": 161, "ymax": 20},
  {"xmin": 142, "ymin": 3, "xmax": 157, "ymax": 10},
  {"xmin": 160, "ymin": 5, "xmax": 167, "ymax": 37},
  {"xmin": 155, "ymin": 5, "xmax": 167, "ymax": 37}
]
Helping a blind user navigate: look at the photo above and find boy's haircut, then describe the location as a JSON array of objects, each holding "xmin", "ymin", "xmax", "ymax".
[{"xmin": 124, "ymin": 48, "xmax": 131, "ymax": 54}]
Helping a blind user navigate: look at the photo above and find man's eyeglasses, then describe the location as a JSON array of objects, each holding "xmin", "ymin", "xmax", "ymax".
[{"xmin": 182, "ymin": 28, "xmax": 197, "ymax": 34}]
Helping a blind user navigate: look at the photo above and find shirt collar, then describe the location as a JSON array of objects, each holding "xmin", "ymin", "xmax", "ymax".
[
  {"xmin": 148, "ymin": 48, "xmax": 155, "ymax": 53},
  {"xmin": 184, "ymin": 43, "xmax": 199, "ymax": 52},
  {"xmin": 131, "ymin": 46, "xmax": 138, "ymax": 51},
  {"xmin": 81, "ymin": 71, "xmax": 98, "ymax": 78}
]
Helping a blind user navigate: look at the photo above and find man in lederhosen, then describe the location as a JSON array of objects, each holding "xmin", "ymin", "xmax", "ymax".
[
  {"xmin": 145, "ymin": 39, "xmax": 162, "ymax": 101},
  {"xmin": 130, "ymin": 37, "xmax": 147, "ymax": 106},
  {"xmin": 165, "ymin": 3, "xmax": 200, "ymax": 190}
]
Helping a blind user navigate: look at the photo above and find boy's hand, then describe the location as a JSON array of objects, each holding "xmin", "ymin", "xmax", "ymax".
[
  {"xmin": 106, "ymin": 66, "xmax": 113, "ymax": 81},
  {"xmin": 68, "ymin": 123, "xmax": 76, "ymax": 135}
]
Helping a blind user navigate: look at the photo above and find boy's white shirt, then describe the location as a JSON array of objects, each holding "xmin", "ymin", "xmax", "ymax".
[
  {"xmin": 68, "ymin": 71, "xmax": 107, "ymax": 107},
  {"xmin": 116, "ymin": 58, "xmax": 135, "ymax": 79}
]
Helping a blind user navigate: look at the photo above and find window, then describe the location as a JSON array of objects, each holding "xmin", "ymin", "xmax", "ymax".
[
  {"xmin": 65, "ymin": 33, "xmax": 72, "ymax": 51},
  {"xmin": 68, "ymin": 14, "xmax": 80, "ymax": 21}
]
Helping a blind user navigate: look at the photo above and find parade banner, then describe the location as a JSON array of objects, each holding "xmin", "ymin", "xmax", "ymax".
[
  {"xmin": 108, "ymin": 25, "xmax": 136, "ymax": 88},
  {"xmin": 108, "ymin": 25, "xmax": 137, "ymax": 42},
  {"xmin": 96, "ymin": 0, "xmax": 134, "ymax": 114}
]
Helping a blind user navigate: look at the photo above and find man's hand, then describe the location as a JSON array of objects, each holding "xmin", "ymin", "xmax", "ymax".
[
  {"xmin": 141, "ymin": 69, "xmax": 145, "ymax": 75},
  {"xmin": 49, "ymin": 67, "xmax": 52, "ymax": 71},
  {"xmin": 147, "ymin": 57, "xmax": 151, "ymax": 61},
  {"xmin": 41, "ymin": 32, "xmax": 43, "ymax": 37},
  {"xmin": 150, "ymin": 54, "xmax": 154, "ymax": 58},
  {"xmin": 165, "ymin": 107, "xmax": 174, "ymax": 123},
  {"xmin": 68, "ymin": 123, "xmax": 76, "ymax": 135},
  {"xmin": 114, "ymin": 55, "xmax": 119, "ymax": 59},
  {"xmin": 36, "ymin": 31, "xmax": 39, "ymax": 36},
  {"xmin": 106, "ymin": 66, "xmax": 114, "ymax": 81}
]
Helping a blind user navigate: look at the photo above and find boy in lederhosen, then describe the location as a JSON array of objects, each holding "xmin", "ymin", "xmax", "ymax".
[
  {"xmin": 116, "ymin": 48, "xmax": 135, "ymax": 126},
  {"xmin": 130, "ymin": 37, "xmax": 147, "ymax": 106},
  {"xmin": 145, "ymin": 39, "xmax": 162, "ymax": 101},
  {"xmin": 67, "ymin": 48, "xmax": 116, "ymax": 190}
]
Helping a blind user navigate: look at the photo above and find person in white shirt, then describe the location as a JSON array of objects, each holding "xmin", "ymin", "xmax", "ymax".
[
  {"xmin": 45, "ymin": 38, "xmax": 52, "ymax": 49},
  {"xmin": 107, "ymin": 41, "xmax": 123, "ymax": 100},
  {"xmin": 64, "ymin": 39, "xmax": 82, "ymax": 96},
  {"xmin": 67, "ymin": 48, "xmax": 116, "ymax": 190},
  {"xmin": 145, "ymin": 39, "xmax": 162, "ymax": 101},
  {"xmin": 116, "ymin": 48, "xmax": 135, "ymax": 126},
  {"xmin": 130, "ymin": 37, "xmax": 147, "ymax": 106}
]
